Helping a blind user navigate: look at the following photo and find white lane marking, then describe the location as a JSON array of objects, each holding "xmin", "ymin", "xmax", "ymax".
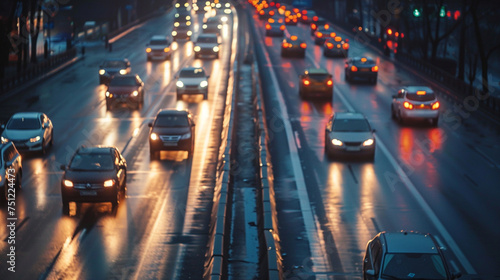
[
  {"xmin": 294, "ymin": 131, "xmax": 302, "ymax": 149},
  {"xmin": 260, "ymin": 31, "xmax": 330, "ymax": 277}
]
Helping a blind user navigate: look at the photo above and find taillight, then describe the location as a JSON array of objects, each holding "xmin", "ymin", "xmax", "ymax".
[
  {"xmin": 303, "ymin": 15, "xmax": 308, "ymax": 20},
  {"xmin": 403, "ymin": 101, "xmax": 414, "ymax": 110},
  {"xmin": 371, "ymin": 66, "xmax": 379, "ymax": 72},
  {"xmin": 260, "ymin": 10, "xmax": 264, "ymax": 15},
  {"xmin": 327, "ymin": 80, "xmax": 333, "ymax": 86},
  {"xmin": 266, "ymin": 24, "xmax": 271, "ymax": 30},
  {"xmin": 300, "ymin": 43, "xmax": 307, "ymax": 48},
  {"xmin": 269, "ymin": 10, "xmax": 275, "ymax": 16},
  {"xmin": 326, "ymin": 42, "xmax": 333, "ymax": 49},
  {"xmin": 280, "ymin": 25, "xmax": 285, "ymax": 30},
  {"xmin": 351, "ymin": 65, "xmax": 358, "ymax": 72},
  {"xmin": 313, "ymin": 16, "xmax": 318, "ymax": 21},
  {"xmin": 311, "ymin": 23, "xmax": 317, "ymax": 30},
  {"xmin": 316, "ymin": 32, "xmax": 323, "ymax": 38},
  {"xmin": 282, "ymin": 42, "xmax": 289, "ymax": 48},
  {"xmin": 343, "ymin": 43, "xmax": 349, "ymax": 50},
  {"xmin": 303, "ymin": 79, "xmax": 310, "ymax": 85},
  {"xmin": 432, "ymin": 102, "xmax": 440, "ymax": 110}
]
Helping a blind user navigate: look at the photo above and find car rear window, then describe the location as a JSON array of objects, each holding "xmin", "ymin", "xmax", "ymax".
[
  {"xmin": 69, "ymin": 153, "xmax": 114, "ymax": 171},
  {"xmin": 333, "ymin": 119, "xmax": 370, "ymax": 132},
  {"xmin": 7, "ymin": 117, "xmax": 40, "ymax": 130},
  {"xmin": 109, "ymin": 77, "xmax": 137, "ymax": 86},
  {"xmin": 406, "ymin": 92, "xmax": 436, "ymax": 102},
  {"xmin": 155, "ymin": 115, "xmax": 189, "ymax": 127},
  {"xmin": 180, "ymin": 68, "xmax": 205, "ymax": 77}
]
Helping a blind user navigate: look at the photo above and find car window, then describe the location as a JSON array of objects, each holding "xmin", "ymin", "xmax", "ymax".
[
  {"xmin": 109, "ymin": 77, "xmax": 137, "ymax": 86},
  {"xmin": 406, "ymin": 92, "xmax": 436, "ymax": 102},
  {"xmin": 332, "ymin": 119, "xmax": 371, "ymax": 132},
  {"xmin": 381, "ymin": 253, "xmax": 447, "ymax": 280},
  {"xmin": 154, "ymin": 115, "xmax": 189, "ymax": 127},
  {"xmin": 180, "ymin": 69, "xmax": 205, "ymax": 77},
  {"xmin": 103, "ymin": 61, "xmax": 126, "ymax": 68},
  {"xmin": 150, "ymin": 39, "xmax": 169, "ymax": 45},
  {"xmin": 197, "ymin": 36, "xmax": 218, "ymax": 43},
  {"xmin": 7, "ymin": 117, "xmax": 41, "ymax": 130},
  {"xmin": 69, "ymin": 153, "xmax": 115, "ymax": 171}
]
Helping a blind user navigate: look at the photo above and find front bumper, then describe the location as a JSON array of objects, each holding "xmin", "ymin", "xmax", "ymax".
[
  {"xmin": 150, "ymin": 137, "xmax": 192, "ymax": 152},
  {"xmin": 327, "ymin": 143, "xmax": 375, "ymax": 157},
  {"xmin": 107, "ymin": 95, "xmax": 141, "ymax": 106},
  {"xmin": 61, "ymin": 186, "xmax": 118, "ymax": 203},
  {"xmin": 147, "ymin": 50, "xmax": 171, "ymax": 60},
  {"xmin": 177, "ymin": 85, "xmax": 207, "ymax": 95},
  {"xmin": 11, "ymin": 139, "xmax": 43, "ymax": 152}
]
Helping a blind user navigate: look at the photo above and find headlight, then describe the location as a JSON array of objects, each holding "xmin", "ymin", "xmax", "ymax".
[
  {"xmin": 105, "ymin": 91, "xmax": 112, "ymax": 98},
  {"xmin": 63, "ymin": 180, "xmax": 73, "ymax": 187},
  {"xmin": 225, "ymin": 3, "xmax": 230, "ymax": 8},
  {"xmin": 186, "ymin": 21, "xmax": 191, "ymax": 26},
  {"xmin": 172, "ymin": 31, "xmax": 178, "ymax": 36},
  {"xmin": 194, "ymin": 46, "xmax": 201, "ymax": 52},
  {"xmin": 224, "ymin": 9, "xmax": 231, "ymax": 14},
  {"xmin": 200, "ymin": 80, "xmax": 208, "ymax": 87},
  {"xmin": 30, "ymin": 135, "xmax": 41, "ymax": 143},
  {"xmin": 146, "ymin": 47, "xmax": 152, "ymax": 53},
  {"xmin": 99, "ymin": 69, "xmax": 105, "ymax": 75},
  {"xmin": 363, "ymin": 139, "xmax": 374, "ymax": 146},
  {"xmin": 119, "ymin": 69, "xmax": 127, "ymax": 75},
  {"xmin": 175, "ymin": 3, "xmax": 180, "ymax": 8},
  {"xmin": 187, "ymin": 30, "xmax": 192, "ymax": 36},
  {"xmin": 221, "ymin": 16, "xmax": 228, "ymax": 22},
  {"xmin": 180, "ymin": 132, "xmax": 192, "ymax": 139},
  {"xmin": 103, "ymin": 179, "xmax": 115, "ymax": 187},
  {"xmin": 150, "ymin": 133, "xmax": 158, "ymax": 140},
  {"xmin": 213, "ymin": 46, "xmax": 219, "ymax": 52},
  {"xmin": 186, "ymin": 16, "xmax": 191, "ymax": 20},
  {"xmin": 175, "ymin": 13, "xmax": 180, "ymax": 18},
  {"xmin": 132, "ymin": 90, "xmax": 139, "ymax": 96},
  {"xmin": 202, "ymin": 24, "xmax": 208, "ymax": 29},
  {"xmin": 331, "ymin": 139, "xmax": 343, "ymax": 146},
  {"xmin": 176, "ymin": 81, "xmax": 184, "ymax": 87},
  {"xmin": 217, "ymin": 24, "xmax": 222, "ymax": 29},
  {"xmin": 174, "ymin": 22, "xmax": 180, "ymax": 27},
  {"xmin": 1, "ymin": 136, "xmax": 8, "ymax": 143}
]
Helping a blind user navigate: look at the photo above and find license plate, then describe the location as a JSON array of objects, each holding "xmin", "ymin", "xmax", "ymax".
[
  {"xmin": 80, "ymin": 190, "xmax": 97, "ymax": 196},
  {"xmin": 346, "ymin": 146, "xmax": 360, "ymax": 152},
  {"xmin": 360, "ymin": 68, "xmax": 369, "ymax": 72},
  {"xmin": 163, "ymin": 142, "xmax": 178, "ymax": 146}
]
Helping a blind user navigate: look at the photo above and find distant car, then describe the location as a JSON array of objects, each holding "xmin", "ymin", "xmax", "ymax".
[
  {"xmin": 391, "ymin": 86, "xmax": 440, "ymax": 126},
  {"xmin": 265, "ymin": 18, "xmax": 285, "ymax": 36},
  {"xmin": 0, "ymin": 141, "xmax": 22, "ymax": 200},
  {"xmin": 192, "ymin": 0, "xmax": 205, "ymax": 13},
  {"xmin": 172, "ymin": 23, "xmax": 193, "ymax": 41},
  {"xmin": 299, "ymin": 9, "xmax": 317, "ymax": 23},
  {"xmin": 310, "ymin": 17, "xmax": 328, "ymax": 35},
  {"xmin": 146, "ymin": 35, "xmax": 172, "ymax": 61},
  {"xmin": 298, "ymin": 68, "xmax": 333, "ymax": 99},
  {"xmin": 345, "ymin": 57, "xmax": 378, "ymax": 84},
  {"xmin": 98, "ymin": 58, "xmax": 131, "ymax": 84},
  {"xmin": 324, "ymin": 112, "xmax": 375, "ymax": 160},
  {"xmin": 202, "ymin": 17, "xmax": 223, "ymax": 36},
  {"xmin": 194, "ymin": 33, "xmax": 220, "ymax": 59},
  {"xmin": 258, "ymin": 7, "xmax": 277, "ymax": 19},
  {"xmin": 174, "ymin": 1, "xmax": 191, "ymax": 10},
  {"xmin": 105, "ymin": 74, "xmax": 145, "ymax": 110},
  {"xmin": 176, "ymin": 67, "xmax": 209, "ymax": 100},
  {"xmin": 323, "ymin": 36, "xmax": 349, "ymax": 58},
  {"xmin": 314, "ymin": 26, "xmax": 336, "ymax": 45},
  {"xmin": 1, "ymin": 112, "xmax": 53, "ymax": 155},
  {"xmin": 60, "ymin": 145, "xmax": 127, "ymax": 214},
  {"xmin": 174, "ymin": 7, "xmax": 192, "ymax": 20},
  {"xmin": 284, "ymin": 14, "xmax": 298, "ymax": 25},
  {"xmin": 363, "ymin": 231, "xmax": 462, "ymax": 280},
  {"xmin": 148, "ymin": 109, "xmax": 195, "ymax": 160},
  {"xmin": 281, "ymin": 34, "xmax": 306, "ymax": 58}
]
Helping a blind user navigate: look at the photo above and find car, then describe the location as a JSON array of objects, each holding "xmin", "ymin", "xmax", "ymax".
[
  {"xmin": 391, "ymin": 86, "xmax": 440, "ymax": 126},
  {"xmin": 105, "ymin": 74, "xmax": 145, "ymax": 110},
  {"xmin": 172, "ymin": 23, "xmax": 193, "ymax": 41},
  {"xmin": 60, "ymin": 145, "xmax": 127, "ymax": 214},
  {"xmin": 98, "ymin": 58, "xmax": 131, "ymax": 84},
  {"xmin": 148, "ymin": 109, "xmax": 195, "ymax": 160},
  {"xmin": 323, "ymin": 36, "xmax": 349, "ymax": 58},
  {"xmin": 0, "ymin": 141, "xmax": 22, "ymax": 201},
  {"xmin": 146, "ymin": 35, "xmax": 173, "ymax": 61},
  {"xmin": 1, "ymin": 112, "xmax": 54, "ymax": 155},
  {"xmin": 298, "ymin": 68, "xmax": 333, "ymax": 99},
  {"xmin": 309, "ymin": 16, "xmax": 328, "ymax": 35},
  {"xmin": 194, "ymin": 33, "xmax": 220, "ymax": 59},
  {"xmin": 345, "ymin": 57, "xmax": 378, "ymax": 84},
  {"xmin": 299, "ymin": 9, "xmax": 317, "ymax": 23},
  {"xmin": 174, "ymin": 1, "xmax": 191, "ymax": 10},
  {"xmin": 174, "ymin": 8, "xmax": 192, "ymax": 24},
  {"xmin": 284, "ymin": 14, "xmax": 298, "ymax": 25},
  {"xmin": 324, "ymin": 112, "xmax": 375, "ymax": 160},
  {"xmin": 176, "ymin": 67, "xmax": 209, "ymax": 100},
  {"xmin": 363, "ymin": 231, "xmax": 462, "ymax": 280},
  {"xmin": 281, "ymin": 34, "xmax": 306, "ymax": 58},
  {"xmin": 202, "ymin": 17, "xmax": 223, "ymax": 36},
  {"xmin": 265, "ymin": 18, "xmax": 285, "ymax": 36},
  {"xmin": 258, "ymin": 7, "xmax": 277, "ymax": 19},
  {"xmin": 192, "ymin": 0, "xmax": 206, "ymax": 13},
  {"xmin": 314, "ymin": 25, "xmax": 336, "ymax": 45}
]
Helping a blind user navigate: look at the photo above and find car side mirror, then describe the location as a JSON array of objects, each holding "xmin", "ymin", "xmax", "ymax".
[
  {"xmin": 148, "ymin": 122, "xmax": 153, "ymax": 127},
  {"xmin": 60, "ymin": 164, "xmax": 66, "ymax": 170},
  {"xmin": 366, "ymin": 269, "xmax": 376, "ymax": 276}
]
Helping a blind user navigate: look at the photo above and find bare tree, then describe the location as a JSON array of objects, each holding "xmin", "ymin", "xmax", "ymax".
[{"xmin": 29, "ymin": 0, "xmax": 42, "ymax": 63}]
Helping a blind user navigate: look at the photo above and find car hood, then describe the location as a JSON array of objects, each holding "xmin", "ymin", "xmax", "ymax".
[
  {"xmin": 329, "ymin": 131, "xmax": 373, "ymax": 142},
  {"xmin": 152, "ymin": 126, "xmax": 191, "ymax": 135},
  {"xmin": 178, "ymin": 77, "xmax": 206, "ymax": 85},
  {"xmin": 196, "ymin": 42, "xmax": 218, "ymax": 48},
  {"xmin": 64, "ymin": 169, "xmax": 117, "ymax": 183},
  {"xmin": 107, "ymin": 85, "xmax": 138, "ymax": 95},
  {"xmin": 2, "ymin": 129, "xmax": 42, "ymax": 140}
]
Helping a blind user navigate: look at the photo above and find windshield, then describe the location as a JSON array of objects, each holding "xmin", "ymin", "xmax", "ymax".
[
  {"xmin": 154, "ymin": 115, "xmax": 189, "ymax": 127},
  {"xmin": 150, "ymin": 39, "xmax": 169, "ymax": 45},
  {"xmin": 102, "ymin": 61, "xmax": 127, "ymax": 68},
  {"xmin": 407, "ymin": 92, "xmax": 437, "ymax": 102},
  {"xmin": 180, "ymin": 68, "xmax": 205, "ymax": 77},
  {"xmin": 333, "ymin": 119, "xmax": 370, "ymax": 132},
  {"xmin": 109, "ymin": 77, "xmax": 137, "ymax": 86},
  {"xmin": 382, "ymin": 253, "xmax": 447, "ymax": 280},
  {"xmin": 69, "ymin": 153, "xmax": 114, "ymax": 171},
  {"xmin": 197, "ymin": 36, "xmax": 217, "ymax": 43},
  {"xmin": 7, "ymin": 117, "xmax": 40, "ymax": 130}
]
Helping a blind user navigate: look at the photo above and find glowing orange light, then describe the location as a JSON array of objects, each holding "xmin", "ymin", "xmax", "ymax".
[
  {"xmin": 268, "ymin": 18, "xmax": 275, "ymax": 23},
  {"xmin": 291, "ymin": 35, "xmax": 298, "ymax": 40},
  {"xmin": 351, "ymin": 65, "xmax": 358, "ymax": 72},
  {"xmin": 300, "ymin": 43, "xmax": 307, "ymax": 48},
  {"xmin": 343, "ymin": 43, "xmax": 349, "ymax": 49},
  {"xmin": 387, "ymin": 28, "xmax": 393, "ymax": 35},
  {"xmin": 326, "ymin": 42, "xmax": 333, "ymax": 49},
  {"xmin": 269, "ymin": 10, "xmax": 275, "ymax": 16},
  {"xmin": 432, "ymin": 102, "xmax": 440, "ymax": 110},
  {"xmin": 395, "ymin": 32, "xmax": 399, "ymax": 37},
  {"xmin": 311, "ymin": 23, "xmax": 317, "ymax": 30},
  {"xmin": 403, "ymin": 101, "xmax": 414, "ymax": 110},
  {"xmin": 327, "ymin": 80, "xmax": 333, "ymax": 86},
  {"xmin": 313, "ymin": 16, "xmax": 318, "ymax": 21},
  {"xmin": 416, "ymin": 90, "xmax": 426, "ymax": 95},
  {"xmin": 334, "ymin": 36, "xmax": 342, "ymax": 42},
  {"xmin": 303, "ymin": 79, "xmax": 310, "ymax": 85},
  {"xmin": 330, "ymin": 32, "xmax": 336, "ymax": 37},
  {"xmin": 371, "ymin": 66, "xmax": 379, "ymax": 72},
  {"xmin": 324, "ymin": 24, "xmax": 330, "ymax": 29},
  {"xmin": 361, "ymin": 57, "xmax": 367, "ymax": 62},
  {"xmin": 280, "ymin": 25, "xmax": 285, "ymax": 30},
  {"xmin": 265, "ymin": 24, "xmax": 271, "ymax": 30},
  {"xmin": 316, "ymin": 32, "xmax": 323, "ymax": 38}
]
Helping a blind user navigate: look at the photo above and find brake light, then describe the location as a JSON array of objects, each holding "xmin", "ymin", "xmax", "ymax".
[
  {"xmin": 311, "ymin": 23, "xmax": 317, "ymax": 30},
  {"xmin": 324, "ymin": 24, "xmax": 330, "ymax": 29},
  {"xmin": 300, "ymin": 43, "xmax": 307, "ymax": 48},
  {"xmin": 260, "ymin": 10, "xmax": 264, "ymax": 15},
  {"xmin": 371, "ymin": 66, "xmax": 379, "ymax": 72},
  {"xmin": 313, "ymin": 16, "xmax": 318, "ymax": 21},
  {"xmin": 266, "ymin": 24, "xmax": 271, "ymax": 30},
  {"xmin": 343, "ymin": 43, "xmax": 349, "ymax": 49},
  {"xmin": 330, "ymin": 32, "xmax": 336, "ymax": 37},
  {"xmin": 334, "ymin": 36, "xmax": 342, "ymax": 42},
  {"xmin": 403, "ymin": 101, "xmax": 414, "ymax": 110},
  {"xmin": 269, "ymin": 10, "xmax": 275, "ymax": 16},
  {"xmin": 351, "ymin": 65, "xmax": 358, "ymax": 72},
  {"xmin": 280, "ymin": 25, "xmax": 285, "ymax": 30},
  {"xmin": 316, "ymin": 32, "xmax": 323, "ymax": 38},
  {"xmin": 282, "ymin": 42, "xmax": 290, "ymax": 48},
  {"xmin": 302, "ymin": 10, "xmax": 307, "ymax": 14},
  {"xmin": 432, "ymin": 102, "xmax": 440, "ymax": 110},
  {"xmin": 327, "ymin": 79, "xmax": 333, "ymax": 86},
  {"xmin": 417, "ymin": 90, "xmax": 426, "ymax": 95},
  {"xmin": 303, "ymin": 15, "xmax": 308, "ymax": 20},
  {"xmin": 326, "ymin": 42, "xmax": 333, "ymax": 49},
  {"xmin": 303, "ymin": 79, "xmax": 310, "ymax": 85}
]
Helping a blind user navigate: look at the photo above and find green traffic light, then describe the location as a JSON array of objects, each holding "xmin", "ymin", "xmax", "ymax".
[
  {"xmin": 439, "ymin": 6, "xmax": 446, "ymax": 17},
  {"xmin": 413, "ymin": 8, "xmax": 421, "ymax": 17}
]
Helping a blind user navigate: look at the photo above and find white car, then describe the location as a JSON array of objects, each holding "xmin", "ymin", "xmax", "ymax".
[
  {"xmin": 176, "ymin": 67, "xmax": 209, "ymax": 100},
  {"xmin": 194, "ymin": 34, "xmax": 220, "ymax": 59},
  {"xmin": 391, "ymin": 86, "xmax": 440, "ymax": 126},
  {"xmin": 146, "ymin": 35, "xmax": 173, "ymax": 61},
  {"xmin": 1, "ymin": 112, "xmax": 54, "ymax": 155}
]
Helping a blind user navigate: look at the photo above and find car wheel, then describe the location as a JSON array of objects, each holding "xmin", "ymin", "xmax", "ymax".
[
  {"xmin": 431, "ymin": 117, "xmax": 439, "ymax": 127},
  {"xmin": 62, "ymin": 198, "xmax": 70, "ymax": 215},
  {"xmin": 368, "ymin": 152, "xmax": 375, "ymax": 162},
  {"xmin": 99, "ymin": 77, "xmax": 104, "ymax": 84},
  {"xmin": 372, "ymin": 78, "xmax": 377, "ymax": 85},
  {"xmin": 398, "ymin": 112, "xmax": 405, "ymax": 125}
]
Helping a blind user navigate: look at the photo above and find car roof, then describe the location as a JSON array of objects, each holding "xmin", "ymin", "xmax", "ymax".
[
  {"xmin": 157, "ymin": 109, "xmax": 190, "ymax": 116},
  {"xmin": 383, "ymin": 232, "xmax": 439, "ymax": 254},
  {"xmin": 11, "ymin": 112, "xmax": 42, "ymax": 119},
  {"xmin": 304, "ymin": 68, "xmax": 329, "ymax": 75},
  {"xmin": 334, "ymin": 112, "xmax": 367, "ymax": 120},
  {"xmin": 77, "ymin": 146, "xmax": 116, "ymax": 154},
  {"xmin": 151, "ymin": 35, "xmax": 168, "ymax": 40},
  {"xmin": 403, "ymin": 86, "xmax": 434, "ymax": 94}
]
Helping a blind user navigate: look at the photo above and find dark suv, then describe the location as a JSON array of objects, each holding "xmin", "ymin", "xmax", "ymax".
[
  {"xmin": 0, "ymin": 142, "xmax": 22, "ymax": 200},
  {"xmin": 60, "ymin": 146, "xmax": 127, "ymax": 214},
  {"xmin": 148, "ymin": 109, "xmax": 195, "ymax": 160},
  {"xmin": 363, "ymin": 231, "xmax": 461, "ymax": 280}
]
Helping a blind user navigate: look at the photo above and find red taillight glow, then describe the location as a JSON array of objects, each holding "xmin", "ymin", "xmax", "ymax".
[
  {"xmin": 280, "ymin": 25, "xmax": 285, "ymax": 30},
  {"xmin": 371, "ymin": 66, "xmax": 379, "ymax": 72},
  {"xmin": 351, "ymin": 65, "xmax": 358, "ymax": 72},
  {"xmin": 303, "ymin": 79, "xmax": 310, "ymax": 85},
  {"xmin": 300, "ymin": 43, "xmax": 307, "ymax": 48},
  {"xmin": 260, "ymin": 10, "xmax": 264, "ymax": 15},
  {"xmin": 269, "ymin": 10, "xmax": 275, "ymax": 16},
  {"xmin": 303, "ymin": 15, "xmax": 308, "ymax": 20},
  {"xmin": 326, "ymin": 42, "xmax": 333, "ymax": 49},
  {"xmin": 327, "ymin": 80, "xmax": 333, "ymax": 86},
  {"xmin": 432, "ymin": 102, "xmax": 440, "ymax": 110},
  {"xmin": 313, "ymin": 16, "xmax": 318, "ymax": 21},
  {"xmin": 316, "ymin": 32, "xmax": 323, "ymax": 38},
  {"xmin": 343, "ymin": 43, "xmax": 349, "ymax": 49},
  {"xmin": 265, "ymin": 24, "xmax": 271, "ymax": 30},
  {"xmin": 311, "ymin": 23, "xmax": 317, "ymax": 30},
  {"xmin": 403, "ymin": 101, "xmax": 414, "ymax": 110}
]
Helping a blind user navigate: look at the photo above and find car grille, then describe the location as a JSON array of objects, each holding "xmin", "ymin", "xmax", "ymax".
[
  {"xmin": 160, "ymin": 135, "xmax": 181, "ymax": 142},
  {"xmin": 185, "ymin": 85, "xmax": 199, "ymax": 89},
  {"xmin": 74, "ymin": 183, "xmax": 103, "ymax": 190},
  {"xmin": 344, "ymin": 142, "xmax": 362, "ymax": 147}
]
